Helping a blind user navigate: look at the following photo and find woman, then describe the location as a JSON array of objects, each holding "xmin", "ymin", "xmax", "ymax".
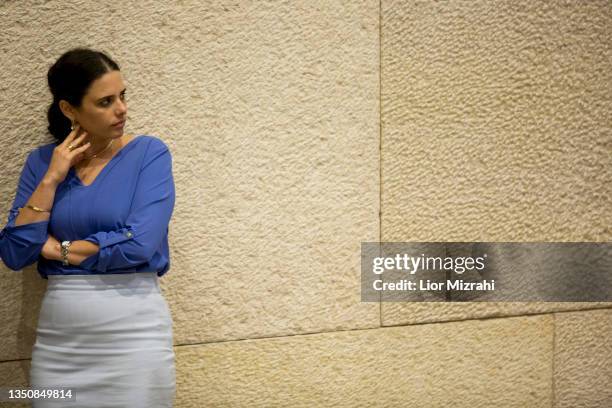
[{"xmin": 0, "ymin": 48, "xmax": 176, "ymax": 407}]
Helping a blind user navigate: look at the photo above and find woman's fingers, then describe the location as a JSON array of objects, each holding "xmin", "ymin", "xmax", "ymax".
[
  {"xmin": 64, "ymin": 125, "xmax": 89, "ymax": 152},
  {"xmin": 72, "ymin": 140, "xmax": 91, "ymax": 154},
  {"xmin": 73, "ymin": 130, "xmax": 88, "ymax": 144}
]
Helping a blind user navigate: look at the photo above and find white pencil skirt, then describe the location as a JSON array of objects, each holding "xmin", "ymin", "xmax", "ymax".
[{"xmin": 29, "ymin": 272, "xmax": 176, "ymax": 408}]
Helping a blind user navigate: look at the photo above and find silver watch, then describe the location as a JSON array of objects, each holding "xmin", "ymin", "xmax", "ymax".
[{"xmin": 61, "ymin": 240, "xmax": 72, "ymax": 266}]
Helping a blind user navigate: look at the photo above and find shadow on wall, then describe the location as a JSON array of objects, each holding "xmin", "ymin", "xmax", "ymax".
[{"xmin": 3, "ymin": 265, "xmax": 47, "ymax": 383}]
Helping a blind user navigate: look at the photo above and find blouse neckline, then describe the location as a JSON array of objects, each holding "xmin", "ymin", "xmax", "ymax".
[{"xmin": 71, "ymin": 135, "xmax": 145, "ymax": 188}]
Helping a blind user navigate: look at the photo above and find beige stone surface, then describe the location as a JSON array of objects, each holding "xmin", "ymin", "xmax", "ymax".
[
  {"xmin": 382, "ymin": 303, "xmax": 611, "ymax": 327},
  {"xmin": 0, "ymin": 359, "xmax": 31, "ymax": 408},
  {"xmin": 380, "ymin": 0, "xmax": 612, "ymax": 322},
  {"xmin": 381, "ymin": 0, "xmax": 611, "ymax": 242},
  {"xmin": 554, "ymin": 308, "xmax": 612, "ymax": 407},
  {"xmin": 156, "ymin": 0, "xmax": 380, "ymax": 344},
  {"xmin": 176, "ymin": 315, "xmax": 553, "ymax": 407}
]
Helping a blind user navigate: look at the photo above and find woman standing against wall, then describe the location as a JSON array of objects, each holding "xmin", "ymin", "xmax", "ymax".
[{"xmin": 0, "ymin": 48, "xmax": 176, "ymax": 407}]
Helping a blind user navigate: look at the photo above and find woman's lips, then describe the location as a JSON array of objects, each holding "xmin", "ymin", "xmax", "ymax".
[{"xmin": 112, "ymin": 120, "xmax": 125, "ymax": 128}]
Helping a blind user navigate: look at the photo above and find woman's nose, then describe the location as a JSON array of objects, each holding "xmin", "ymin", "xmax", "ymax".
[{"xmin": 116, "ymin": 100, "xmax": 127, "ymax": 115}]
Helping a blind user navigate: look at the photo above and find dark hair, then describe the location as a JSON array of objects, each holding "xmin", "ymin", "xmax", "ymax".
[{"xmin": 47, "ymin": 48, "xmax": 120, "ymax": 143}]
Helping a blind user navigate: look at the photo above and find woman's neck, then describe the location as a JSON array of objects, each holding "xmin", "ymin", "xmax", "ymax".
[{"xmin": 85, "ymin": 135, "xmax": 119, "ymax": 159}]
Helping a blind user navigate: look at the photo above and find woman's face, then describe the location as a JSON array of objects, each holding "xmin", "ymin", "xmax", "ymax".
[{"xmin": 61, "ymin": 70, "xmax": 128, "ymax": 141}]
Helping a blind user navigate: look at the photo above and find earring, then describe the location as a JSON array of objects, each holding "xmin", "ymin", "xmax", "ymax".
[{"xmin": 70, "ymin": 121, "xmax": 77, "ymax": 131}]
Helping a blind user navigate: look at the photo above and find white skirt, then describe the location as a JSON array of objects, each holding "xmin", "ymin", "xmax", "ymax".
[{"xmin": 30, "ymin": 273, "xmax": 176, "ymax": 408}]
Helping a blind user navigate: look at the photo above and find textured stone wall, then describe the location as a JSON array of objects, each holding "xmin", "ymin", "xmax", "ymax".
[{"xmin": 0, "ymin": 1, "xmax": 610, "ymax": 406}]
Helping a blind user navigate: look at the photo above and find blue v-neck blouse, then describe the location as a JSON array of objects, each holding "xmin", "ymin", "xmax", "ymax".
[{"xmin": 0, "ymin": 135, "xmax": 175, "ymax": 279}]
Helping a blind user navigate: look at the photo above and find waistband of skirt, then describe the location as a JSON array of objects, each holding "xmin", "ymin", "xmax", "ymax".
[{"xmin": 46, "ymin": 272, "xmax": 159, "ymax": 292}]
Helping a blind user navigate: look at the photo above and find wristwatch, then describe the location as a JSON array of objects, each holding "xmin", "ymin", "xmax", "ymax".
[{"xmin": 61, "ymin": 240, "xmax": 72, "ymax": 266}]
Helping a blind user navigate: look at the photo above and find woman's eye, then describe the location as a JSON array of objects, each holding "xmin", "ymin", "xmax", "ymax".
[{"xmin": 100, "ymin": 94, "xmax": 126, "ymax": 107}]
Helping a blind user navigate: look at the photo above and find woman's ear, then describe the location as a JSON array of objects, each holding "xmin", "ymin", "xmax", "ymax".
[{"xmin": 58, "ymin": 99, "xmax": 75, "ymax": 122}]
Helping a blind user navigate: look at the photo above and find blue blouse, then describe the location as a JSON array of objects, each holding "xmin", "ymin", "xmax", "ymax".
[{"xmin": 0, "ymin": 135, "xmax": 175, "ymax": 279}]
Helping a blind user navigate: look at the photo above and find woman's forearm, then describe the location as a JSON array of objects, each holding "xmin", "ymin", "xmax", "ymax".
[
  {"xmin": 14, "ymin": 173, "xmax": 60, "ymax": 226},
  {"xmin": 53, "ymin": 239, "xmax": 100, "ymax": 266}
]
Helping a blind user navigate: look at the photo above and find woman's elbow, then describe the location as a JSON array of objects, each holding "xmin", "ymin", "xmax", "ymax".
[
  {"xmin": 125, "ymin": 240, "xmax": 159, "ymax": 265},
  {"xmin": 0, "ymin": 240, "xmax": 41, "ymax": 271},
  {"xmin": 0, "ymin": 253, "xmax": 34, "ymax": 271}
]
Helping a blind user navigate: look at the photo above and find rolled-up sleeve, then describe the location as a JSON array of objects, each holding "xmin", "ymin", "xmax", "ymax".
[
  {"xmin": 78, "ymin": 140, "xmax": 175, "ymax": 273},
  {"xmin": 0, "ymin": 151, "xmax": 49, "ymax": 271}
]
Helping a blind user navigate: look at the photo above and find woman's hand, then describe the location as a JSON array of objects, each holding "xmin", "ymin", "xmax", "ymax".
[
  {"xmin": 44, "ymin": 123, "xmax": 92, "ymax": 185},
  {"xmin": 41, "ymin": 234, "xmax": 62, "ymax": 262}
]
